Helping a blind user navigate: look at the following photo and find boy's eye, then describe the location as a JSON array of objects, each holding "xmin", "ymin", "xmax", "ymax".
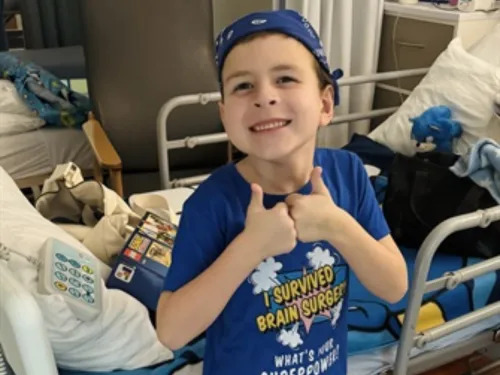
[
  {"xmin": 277, "ymin": 76, "xmax": 296, "ymax": 84},
  {"xmin": 233, "ymin": 82, "xmax": 252, "ymax": 92}
]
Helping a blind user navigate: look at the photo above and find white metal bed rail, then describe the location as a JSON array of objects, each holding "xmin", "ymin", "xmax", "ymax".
[
  {"xmin": 393, "ymin": 206, "xmax": 500, "ymax": 375},
  {"xmin": 156, "ymin": 67, "xmax": 429, "ymax": 189}
]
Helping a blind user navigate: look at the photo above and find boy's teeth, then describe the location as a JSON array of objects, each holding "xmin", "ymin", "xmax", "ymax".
[{"xmin": 253, "ymin": 121, "xmax": 287, "ymax": 132}]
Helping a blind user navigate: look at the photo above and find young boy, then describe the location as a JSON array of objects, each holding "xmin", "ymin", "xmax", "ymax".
[{"xmin": 156, "ymin": 9, "xmax": 408, "ymax": 375}]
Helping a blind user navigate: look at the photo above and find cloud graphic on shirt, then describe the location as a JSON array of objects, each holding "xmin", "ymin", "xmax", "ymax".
[
  {"xmin": 249, "ymin": 257, "xmax": 282, "ymax": 294},
  {"xmin": 306, "ymin": 246, "xmax": 336, "ymax": 270},
  {"xmin": 277, "ymin": 323, "xmax": 303, "ymax": 349},
  {"xmin": 330, "ymin": 298, "xmax": 344, "ymax": 327}
]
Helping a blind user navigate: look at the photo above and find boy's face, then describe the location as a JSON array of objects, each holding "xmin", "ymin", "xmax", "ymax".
[{"xmin": 218, "ymin": 33, "xmax": 334, "ymax": 162}]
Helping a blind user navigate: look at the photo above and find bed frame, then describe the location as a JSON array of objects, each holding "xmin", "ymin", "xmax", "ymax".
[
  {"xmin": 155, "ymin": 67, "xmax": 500, "ymax": 374},
  {"xmin": 1, "ymin": 68, "xmax": 500, "ymax": 375}
]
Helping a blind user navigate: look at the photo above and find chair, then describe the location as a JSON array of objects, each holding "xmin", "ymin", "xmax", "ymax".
[
  {"xmin": 0, "ymin": 0, "xmax": 9, "ymax": 51},
  {"xmin": 7, "ymin": 0, "xmax": 86, "ymax": 79},
  {"xmin": 81, "ymin": 0, "xmax": 227, "ymax": 194}
]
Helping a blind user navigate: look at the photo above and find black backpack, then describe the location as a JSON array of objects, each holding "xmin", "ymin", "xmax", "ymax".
[{"xmin": 382, "ymin": 151, "xmax": 500, "ymax": 258}]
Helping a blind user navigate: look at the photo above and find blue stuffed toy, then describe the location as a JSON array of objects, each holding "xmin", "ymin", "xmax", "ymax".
[{"xmin": 410, "ymin": 105, "xmax": 463, "ymax": 153}]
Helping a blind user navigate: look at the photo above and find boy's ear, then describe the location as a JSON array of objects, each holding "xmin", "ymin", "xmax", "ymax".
[{"xmin": 319, "ymin": 85, "xmax": 334, "ymax": 128}]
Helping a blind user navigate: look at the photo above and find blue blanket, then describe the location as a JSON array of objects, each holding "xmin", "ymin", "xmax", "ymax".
[
  {"xmin": 347, "ymin": 247, "xmax": 500, "ymax": 354},
  {"xmin": 450, "ymin": 138, "xmax": 500, "ymax": 204},
  {"xmin": 0, "ymin": 52, "xmax": 92, "ymax": 128}
]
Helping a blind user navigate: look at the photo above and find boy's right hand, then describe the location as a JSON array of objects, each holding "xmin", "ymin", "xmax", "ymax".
[{"xmin": 244, "ymin": 183, "xmax": 297, "ymax": 260}]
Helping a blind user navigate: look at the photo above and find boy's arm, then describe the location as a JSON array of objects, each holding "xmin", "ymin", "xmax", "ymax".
[
  {"xmin": 326, "ymin": 213, "xmax": 407, "ymax": 304},
  {"xmin": 328, "ymin": 154, "xmax": 407, "ymax": 304},
  {"xmin": 156, "ymin": 182, "xmax": 297, "ymax": 350},
  {"xmin": 156, "ymin": 230, "xmax": 261, "ymax": 350}
]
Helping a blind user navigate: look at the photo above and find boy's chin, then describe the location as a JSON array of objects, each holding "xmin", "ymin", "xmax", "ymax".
[{"xmin": 248, "ymin": 146, "xmax": 301, "ymax": 163}]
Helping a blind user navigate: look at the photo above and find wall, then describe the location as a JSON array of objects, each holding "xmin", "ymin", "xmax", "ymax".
[{"xmin": 212, "ymin": 0, "xmax": 274, "ymax": 36}]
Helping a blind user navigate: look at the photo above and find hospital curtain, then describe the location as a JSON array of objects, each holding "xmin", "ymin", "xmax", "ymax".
[{"xmin": 276, "ymin": 0, "xmax": 385, "ymax": 148}]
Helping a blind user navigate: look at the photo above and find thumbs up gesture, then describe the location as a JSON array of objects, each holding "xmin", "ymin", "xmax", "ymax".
[
  {"xmin": 245, "ymin": 183, "xmax": 297, "ymax": 260},
  {"xmin": 285, "ymin": 167, "xmax": 343, "ymax": 243}
]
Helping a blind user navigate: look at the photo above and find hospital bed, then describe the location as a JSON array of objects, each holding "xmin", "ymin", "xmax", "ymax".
[
  {"xmin": 1, "ymin": 67, "xmax": 500, "ymax": 375},
  {"xmin": 0, "ymin": 113, "xmax": 124, "ymax": 197},
  {"xmin": 153, "ymin": 66, "xmax": 500, "ymax": 375}
]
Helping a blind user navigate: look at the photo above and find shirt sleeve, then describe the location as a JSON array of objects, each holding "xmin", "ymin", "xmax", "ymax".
[
  {"xmin": 352, "ymin": 153, "xmax": 391, "ymax": 241},
  {"xmin": 163, "ymin": 197, "xmax": 225, "ymax": 293}
]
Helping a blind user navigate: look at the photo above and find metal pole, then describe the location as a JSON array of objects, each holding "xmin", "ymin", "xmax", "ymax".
[
  {"xmin": 338, "ymin": 67, "xmax": 428, "ymax": 87},
  {"xmin": 156, "ymin": 93, "xmax": 220, "ymax": 188},
  {"xmin": 165, "ymin": 107, "xmax": 399, "ymax": 188}
]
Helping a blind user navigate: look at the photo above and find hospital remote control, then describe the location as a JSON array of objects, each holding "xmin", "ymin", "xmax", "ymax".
[{"xmin": 38, "ymin": 238, "xmax": 102, "ymax": 322}]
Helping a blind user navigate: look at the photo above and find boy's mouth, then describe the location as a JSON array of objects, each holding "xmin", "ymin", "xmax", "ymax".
[{"xmin": 250, "ymin": 120, "xmax": 291, "ymax": 133}]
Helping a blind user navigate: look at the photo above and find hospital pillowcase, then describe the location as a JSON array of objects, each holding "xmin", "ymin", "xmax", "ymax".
[
  {"xmin": 468, "ymin": 23, "xmax": 500, "ymax": 142},
  {"xmin": 368, "ymin": 37, "xmax": 500, "ymax": 156},
  {"xmin": 468, "ymin": 22, "xmax": 500, "ymax": 68}
]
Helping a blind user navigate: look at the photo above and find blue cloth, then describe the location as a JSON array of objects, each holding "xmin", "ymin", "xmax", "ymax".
[
  {"xmin": 449, "ymin": 138, "xmax": 500, "ymax": 204},
  {"xmin": 0, "ymin": 52, "xmax": 92, "ymax": 128},
  {"xmin": 163, "ymin": 148, "xmax": 390, "ymax": 375},
  {"xmin": 214, "ymin": 9, "xmax": 343, "ymax": 106},
  {"xmin": 347, "ymin": 246, "xmax": 500, "ymax": 354},
  {"xmin": 342, "ymin": 133, "xmax": 395, "ymax": 174},
  {"xmin": 371, "ymin": 175, "xmax": 388, "ymax": 204}
]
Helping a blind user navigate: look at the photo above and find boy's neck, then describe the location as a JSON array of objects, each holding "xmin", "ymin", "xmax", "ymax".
[{"xmin": 237, "ymin": 145, "xmax": 316, "ymax": 195}]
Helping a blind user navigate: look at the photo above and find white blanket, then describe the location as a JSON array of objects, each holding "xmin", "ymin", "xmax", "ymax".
[{"xmin": 35, "ymin": 175, "xmax": 141, "ymax": 265}]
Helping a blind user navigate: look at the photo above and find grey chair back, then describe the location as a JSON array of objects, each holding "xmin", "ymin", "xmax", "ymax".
[
  {"xmin": 19, "ymin": 0, "xmax": 84, "ymax": 49},
  {"xmin": 3, "ymin": 0, "xmax": 86, "ymax": 79},
  {"xmin": 81, "ymin": 0, "xmax": 226, "ymax": 176}
]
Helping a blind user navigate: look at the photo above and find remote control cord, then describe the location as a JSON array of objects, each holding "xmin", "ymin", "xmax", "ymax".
[{"xmin": 0, "ymin": 242, "xmax": 41, "ymax": 267}]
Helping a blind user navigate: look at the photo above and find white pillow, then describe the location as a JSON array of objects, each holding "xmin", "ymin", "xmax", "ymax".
[
  {"xmin": 0, "ymin": 166, "xmax": 172, "ymax": 372},
  {"xmin": 468, "ymin": 22, "xmax": 500, "ymax": 67},
  {"xmin": 468, "ymin": 23, "xmax": 500, "ymax": 143},
  {"xmin": 368, "ymin": 37, "xmax": 500, "ymax": 156},
  {"xmin": 0, "ymin": 80, "xmax": 45, "ymax": 135}
]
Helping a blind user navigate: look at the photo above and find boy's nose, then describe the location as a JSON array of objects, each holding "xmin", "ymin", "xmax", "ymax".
[{"xmin": 254, "ymin": 99, "xmax": 277, "ymax": 108}]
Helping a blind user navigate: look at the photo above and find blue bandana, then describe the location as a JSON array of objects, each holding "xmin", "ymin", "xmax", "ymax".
[{"xmin": 214, "ymin": 9, "xmax": 343, "ymax": 106}]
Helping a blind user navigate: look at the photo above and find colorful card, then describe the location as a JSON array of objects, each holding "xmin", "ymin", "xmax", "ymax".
[{"xmin": 106, "ymin": 211, "xmax": 179, "ymax": 311}]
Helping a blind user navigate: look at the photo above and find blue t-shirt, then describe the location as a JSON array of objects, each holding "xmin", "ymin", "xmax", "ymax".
[{"xmin": 163, "ymin": 148, "xmax": 390, "ymax": 375}]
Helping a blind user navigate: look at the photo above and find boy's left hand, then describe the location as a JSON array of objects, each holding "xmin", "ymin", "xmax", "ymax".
[{"xmin": 285, "ymin": 167, "xmax": 346, "ymax": 243}]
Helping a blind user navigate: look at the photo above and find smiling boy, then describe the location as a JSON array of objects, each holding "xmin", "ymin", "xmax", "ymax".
[{"xmin": 156, "ymin": 9, "xmax": 408, "ymax": 375}]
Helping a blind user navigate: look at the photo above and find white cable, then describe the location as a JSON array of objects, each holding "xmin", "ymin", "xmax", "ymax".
[
  {"xmin": 0, "ymin": 344, "xmax": 8, "ymax": 375},
  {"xmin": 0, "ymin": 242, "xmax": 41, "ymax": 267},
  {"xmin": 0, "ymin": 244, "xmax": 39, "ymax": 375},
  {"xmin": 0, "ymin": 244, "xmax": 9, "ymax": 262}
]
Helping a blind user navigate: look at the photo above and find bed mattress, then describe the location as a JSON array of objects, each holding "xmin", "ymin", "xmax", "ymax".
[{"xmin": 0, "ymin": 128, "xmax": 94, "ymax": 181}]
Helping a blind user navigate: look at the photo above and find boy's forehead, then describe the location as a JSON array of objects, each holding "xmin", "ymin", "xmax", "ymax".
[{"xmin": 224, "ymin": 34, "xmax": 315, "ymax": 70}]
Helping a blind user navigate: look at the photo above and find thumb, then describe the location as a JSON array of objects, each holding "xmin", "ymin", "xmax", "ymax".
[
  {"xmin": 247, "ymin": 183, "xmax": 264, "ymax": 213},
  {"xmin": 310, "ymin": 167, "xmax": 329, "ymax": 195}
]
